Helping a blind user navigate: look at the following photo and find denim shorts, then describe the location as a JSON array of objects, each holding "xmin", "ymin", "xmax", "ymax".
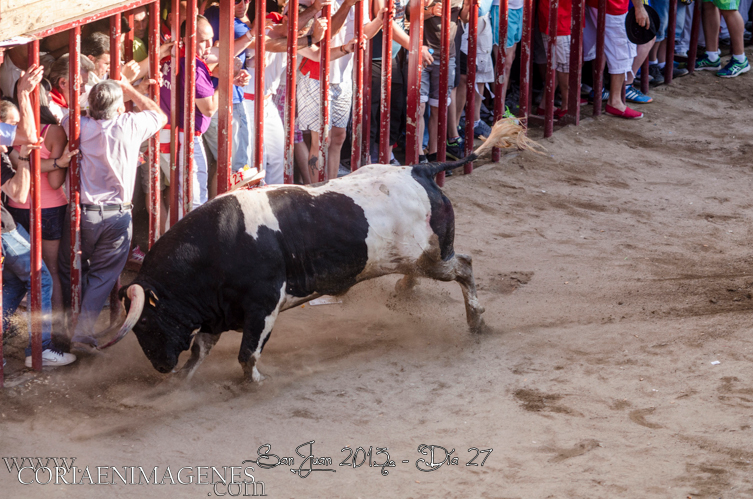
[{"xmin": 6, "ymin": 204, "xmax": 67, "ymax": 241}]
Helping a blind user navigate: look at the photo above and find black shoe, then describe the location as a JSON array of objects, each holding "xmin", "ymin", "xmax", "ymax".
[
  {"xmin": 426, "ymin": 152, "xmax": 437, "ymax": 162},
  {"xmin": 418, "ymin": 155, "xmax": 428, "ymax": 164},
  {"xmin": 648, "ymin": 64, "xmax": 665, "ymax": 86},
  {"xmin": 446, "ymin": 137, "xmax": 465, "ymax": 161}
]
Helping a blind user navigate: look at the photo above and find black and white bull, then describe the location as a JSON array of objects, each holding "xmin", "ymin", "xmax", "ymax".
[{"xmin": 102, "ymin": 119, "xmax": 537, "ymax": 381}]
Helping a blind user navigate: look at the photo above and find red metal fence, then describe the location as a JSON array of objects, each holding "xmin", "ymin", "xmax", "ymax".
[{"xmin": 1, "ymin": 0, "xmax": 688, "ymax": 385}]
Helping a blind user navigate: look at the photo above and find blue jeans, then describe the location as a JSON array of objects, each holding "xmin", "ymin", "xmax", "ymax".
[
  {"xmin": 2, "ymin": 225, "xmax": 53, "ymax": 355},
  {"xmin": 651, "ymin": 0, "xmax": 670, "ymax": 41},
  {"xmin": 232, "ymin": 101, "xmax": 250, "ymax": 172}
]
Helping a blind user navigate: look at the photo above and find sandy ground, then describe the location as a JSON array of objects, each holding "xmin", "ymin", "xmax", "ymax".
[{"xmin": 2, "ymin": 61, "xmax": 753, "ymax": 498}]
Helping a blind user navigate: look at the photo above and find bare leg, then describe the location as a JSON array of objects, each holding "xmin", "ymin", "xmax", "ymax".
[
  {"xmin": 703, "ymin": 2, "xmax": 721, "ymax": 53},
  {"xmin": 557, "ymin": 71, "xmax": 569, "ymax": 110},
  {"xmin": 417, "ymin": 102, "xmax": 427, "ymax": 156},
  {"xmin": 448, "ymin": 87, "xmax": 460, "ymax": 140},
  {"xmin": 42, "ymin": 239, "xmax": 63, "ymax": 320},
  {"xmin": 294, "ymin": 140, "xmax": 312, "ymax": 184},
  {"xmin": 428, "ymin": 105, "xmax": 439, "ymax": 155},
  {"xmin": 607, "ymin": 73, "xmax": 627, "ymax": 111},
  {"xmin": 328, "ymin": 126, "xmax": 347, "ymax": 181},
  {"xmin": 721, "ymin": 9, "xmax": 746, "ymax": 56},
  {"xmin": 628, "ymin": 38, "xmax": 655, "ymax": 85},
  {"xmin": 308, "ymin": 131, "xmax": 320, "ymax": 182},
  {"xmin": 178, "ymin": 332, "xmax": 221, "ymax": 381}
]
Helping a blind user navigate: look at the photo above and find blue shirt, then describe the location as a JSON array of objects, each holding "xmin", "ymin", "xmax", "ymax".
[
  {"xmin": 205, "ymin": 6, "xmax": 249, "ymax": 104},
  {"xmin": 0, "ymin": 122, "xmax": 16, "ymax": 147}
]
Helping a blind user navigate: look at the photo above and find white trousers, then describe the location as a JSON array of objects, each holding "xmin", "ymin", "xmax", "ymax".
[
  {"xmin": 244, "ymin": 96, "xmax": 285, "ymax": 185},
  {"xmin": 159, "ymin": 129, "xmax": 208, "ymax": 214}
]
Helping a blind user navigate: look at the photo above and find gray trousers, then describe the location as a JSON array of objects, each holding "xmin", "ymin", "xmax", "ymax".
[{"xmin": 58, "ymin": 208, "xmax": 132, "ymax": 340}]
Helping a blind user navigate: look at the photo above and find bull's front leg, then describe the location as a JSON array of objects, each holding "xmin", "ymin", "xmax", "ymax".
[
  {"xmin": 178, "ymin": 332, "xmax": 221, "ymax": 381},
  {"xmin": 238, "ymin": 315, "xmax": 272, "ymax": 383}
]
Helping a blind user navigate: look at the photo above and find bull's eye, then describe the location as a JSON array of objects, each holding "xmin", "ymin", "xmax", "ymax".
[{"xmin": 140, "ymin": 317, "xmax": 148, "ymax": 324}]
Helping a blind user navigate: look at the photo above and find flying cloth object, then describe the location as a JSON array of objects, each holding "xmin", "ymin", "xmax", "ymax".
[{"xmin": 625, "ymin": 5, "xmax": 660, "ymax": 45}]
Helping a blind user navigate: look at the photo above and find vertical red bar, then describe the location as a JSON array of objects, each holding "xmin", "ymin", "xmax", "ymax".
[
  {"xmin": 405, "ymin": 0, "xmax": 424, "ymax": 165},
  {"xmin": 184, "ymin": 0, "xmax": 197, "ymax": 215},
  {"xmin": 437, "ymin": 0, "xmax": 453, "ymax": 186},
  {"xmin": 0, "ymin": 213, "xmax": 3, "ymax": 384},
  {"xmin": 492, "ymin": 0, "xmax": 509, "ymax": 163},
  {"xmin": 566, "ymin": 0, "xmax": 583, "ymax": 125},
  {"xmin": 361, "ymin": 38, "xmax": 372, "ymax": 166},
  {"xmin": 217, "ymin": 0, "xmax": 234, "ymax": 194},
  {"xmin": 318, "ymin": 3, "xmax": 332, "ymax": 181},
  {"xmin": 125, "ymin": 12, "xmax": 135, "ymax": 112},
  {"xmin": 170, "ymin": 0, "xmax": 180, "ymax": 225},
  {"xmin": 378, "ymin": 0, "xmax": 394, "ymax": 165},
  {"xmin": 351, "ymin": 1, "xmax": 365, "ymax": 170},
  {"xmin": 664, "ymin": 0, "xmax": 677, "ymax": 84},
  {"xmin": 463, "ymin": 0, "xmax": 479, "ymax": 173},
  {"xmin": 640, "ymin": 55, "xmax": 649, "ymax": 94},
  {"xmin": 28, "ymin": 41, "xmax": 42, "ymax": 371},
  {"xmin": 687, "ymin": 0, "xmax": 702, "ymax": 74},
  {"xmin": 148, "ymin": 0, "xmax": 160, "ymax": 246},
  {"xmin": 592, "ymin": 0, "xmax": 606, "ymax": 116},
  {"xmin": 108, "ymin": 14, "xmax": 122, "ymax": 324},
  {"xmin": 68, "ymin": 27, "xmax": 82, "ymax": 337},
  {"xmin": 518, "ymin": 0, "xmax": 533, "ymax": 123},
  {"xmin": 543, "ymin": 0, "xmax": 559, "ymax": 137},
  {"xmin": 110, "ymin": 14, "xmax": 122, "ymax": 80},
  {"xmin": 284, "ymin": 0, "xmax": 299, "ymax": 183},
  {"xmin": 254, "ymin": 0, "xmax": 266, "ymax": 173}
]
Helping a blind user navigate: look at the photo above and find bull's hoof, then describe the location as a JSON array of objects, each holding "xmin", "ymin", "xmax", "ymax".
[
  {"xmin": 469, "ymin": 317, "xmax": 488, "ymax": 335},
  {"xmin": 394, "ymin": 275, "xmax": 418, "ymax": 295},
  {"xmin": 251, "ymin": 366, "xmax": 267, "ymax": 383}
]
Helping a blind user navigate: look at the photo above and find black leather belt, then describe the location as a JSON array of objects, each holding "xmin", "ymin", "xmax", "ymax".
[{"xmin": 81, "ymin": 203, "xmax": 133, "ymax": 212}]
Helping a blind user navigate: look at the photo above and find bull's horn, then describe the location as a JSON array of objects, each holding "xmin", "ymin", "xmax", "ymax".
[{"xmin": 98, "ymin": 285, "xmax": 145, "ymax": 350}]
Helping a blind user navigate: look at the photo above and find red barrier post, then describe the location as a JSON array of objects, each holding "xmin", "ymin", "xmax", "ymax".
[
  {"xmin": 687, "ymin": 0, "xmax": 702, "ymax": 73},
  {"xmin": 108, "ymin": 14, "xmax": 122, "ymax": 325},
  {"xmin": 543, "ymin": 0, "xmax": 559, "ymax": 137},
  {"xmin": 437, "ymin": 0, "xmax": 453, "ymax": 185},
  {"xmin": 565, "ymin": 0, "xmax": 584, "ymax": 125},
  {"xmin": 68, "ymin": 27, "xmax": 83, "ymax": 335},
  {"xmin": 27, "ymin": 41, "xmax": 43, "ymax": 371},
  {"xmin": 351, "ymin": 1, "xmax": 365, "ymax": 170},
  {"xmin": 319, "ymin": 3, "xmax": 332, "ymax": 181},
  {"xmin": 592, "ymin": 0, "xmax": 607, "ymax": 116},
  {"xmin": 183, "ymin": 0, "xmax": 197, "ymax": 216},
  {"xmin": 518, "ymin": 0, "xmax": 533, "ymax": 123},
  {"xmin": 170, "ymin": 0, "xmax": 180, "ymax": 225},
  {"xmin": 464, "ymin": 0, "xmax": 479, "ymax": 173},
  {"xmin": 378, "ymin": 0, "xmax": 394, "ymax": 165},
  {"xmin": 492, "ymin": 0, "xmax": 509, "ymax": 162},
  {"xmin": 217, "ymin": 0, "xmax": 234, "ymax": 193},
  {"xmin": 664, "ymin": 0, "xmax": 677, "ymax": 84},
  {"xmin": 284, "ymin": 0, "xmax": 299, "ymax": 183},
  {"xmin": 405, "ymin": 0, "xmax": 424, "ymax": 165},
  {"xmin": 148, "ymin": 0, "xmax": 160, "ymax": 246},
  {"xmin": 361, "ymin": 38, "xmax": 372, "ymax": 166},
  {"xmin": 253, "ymin": 0, "xmax": 266, "ymax": 174}
]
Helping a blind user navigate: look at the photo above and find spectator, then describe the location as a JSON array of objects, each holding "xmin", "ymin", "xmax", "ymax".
[
  {"xmin": 47, "ymin": 54, "xmax": 95, "ymax": 121},
  {"xmin": 413, "ymin": 0, "xmax": 465, "ymax": 163},
  {"xmin": 82, "ymin": 32, "xmax": 112, "ymax": 82},
  {"xmin": 1, "ymin": 67, "xmax": 78, "ymax": 367},
  {"xmin": 296, "ymin": 0, "xmax": 381, "ymax": 181},
  {"xmin": 696, "ymin": 0, "xmax": 750, "ymax": 76},
  {"xmin": 583, "ymin": 0, "xmax": 648, "ymax": 118},
  {"xmin": 368, "ymin": 0, "xmax": 433, "ymax": 163},
  {"xmin": 457, "ymin": 0, "xmax": 494, "ymax": 135},
  {"xmin": 57, "ymin": 79, "xmax": 166, "ymax": 347},
  {"xmin": 5, "ymin": 89, "xmax": 70, "ymax": 324},
  {"xmin": 495, "ymin": 0, "xmax": 524, "ymax": 122},
  {"xmin": 132, "ymin": 6, "xmax": 150, "ymax": 62},
  {"xmin": 203, "ymin": 0, "xmax": 258, "ymax": 181}
]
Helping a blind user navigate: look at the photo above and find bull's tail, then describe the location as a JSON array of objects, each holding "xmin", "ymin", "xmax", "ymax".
[{"xmin": 425, "ymin": 117, "xmax": 544, "ymax": 177}]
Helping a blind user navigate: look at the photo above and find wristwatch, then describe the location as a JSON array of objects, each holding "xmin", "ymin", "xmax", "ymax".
[
  {"xmin": 306, "ymin": 35, "xmax": 312, "ymax": 47},
  {"xmin": 18, "ymin": 155, "xmax": 30, "ymax": 162}
]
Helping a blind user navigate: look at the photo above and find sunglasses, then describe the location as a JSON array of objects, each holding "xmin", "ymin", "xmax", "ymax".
[{"xmin": 235, "ymin": 0, "xmax": 249, "ymax": 4}]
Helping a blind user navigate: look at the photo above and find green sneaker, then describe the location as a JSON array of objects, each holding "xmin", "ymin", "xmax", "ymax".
[
  {"xmin": 716, "ymin": 57, "xmax": 750, "ymax": 78},
  {"xmin": 695, "ymin": 54, "xmax": 722, "ymax": 71}
]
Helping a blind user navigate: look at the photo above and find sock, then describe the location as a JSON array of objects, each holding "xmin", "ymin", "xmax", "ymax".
[
  {"xmin": 473, "ymin": 119, "xmax": 482, "ymax": 127},
  {"xmin": 707, "ymin": 51, "xmax": 720, "ymax": 62},
  {"xmin": 649, "ymin": 59, "xmax": 658, "ymax": 65},
  {"xmin": 732, "ymin": 53, "xmax": 746, "ymax": 63},
  {"xmin": 658, "ymin": 62, "xmax": 666, "ymax": 69},
  {"xmin": 427, "ymin": 153, "xmax": 437, "ymax": 162}
]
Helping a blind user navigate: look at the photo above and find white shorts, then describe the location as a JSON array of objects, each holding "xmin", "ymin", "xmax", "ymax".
[
  {"xmin": 159, "ymin": 128, "xmax": 208, "ymax": 212},
  {"xmin": 542, "ymin": 34, "xmax": 572, "ymax": 74},
  {"xmin": 296, "ymin": 71, "xmax": 353, "ymax": 131},
  {"xmin": 583, "ymin": 7, "xmax": 637, "ymax": 76}
]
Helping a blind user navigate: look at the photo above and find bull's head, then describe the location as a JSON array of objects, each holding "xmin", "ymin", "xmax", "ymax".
[{"xmin": 100, "ymin": 284, "xmax": 194, "ymax": 373}]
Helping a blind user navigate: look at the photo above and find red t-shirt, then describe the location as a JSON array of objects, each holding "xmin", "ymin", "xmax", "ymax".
[
  {"xmin": 538, "ymin": 0, "xmax": 574, "ymax": 36},
  {"xmin": 585, "ymin": 0, "xmax": 629, "ymax": 16}
]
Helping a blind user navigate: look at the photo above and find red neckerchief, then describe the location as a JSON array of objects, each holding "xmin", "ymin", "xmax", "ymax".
[
  {"xmin": 50, "ymin": 88, "xmax": 68, "ymax": 108},
  {"xmin": 161, "ymin": 22, "xmax": 172, "ymax": 44}
]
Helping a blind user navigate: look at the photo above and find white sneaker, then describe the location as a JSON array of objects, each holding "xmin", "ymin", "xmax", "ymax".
[{"xmin": 25, "ymin": 349, "xmax": 77, "ymax": 368}]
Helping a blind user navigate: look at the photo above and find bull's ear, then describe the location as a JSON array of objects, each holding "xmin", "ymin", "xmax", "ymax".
[{"xmin": 147, "ymin": 289, "xmax": 159, "ymax": 308}]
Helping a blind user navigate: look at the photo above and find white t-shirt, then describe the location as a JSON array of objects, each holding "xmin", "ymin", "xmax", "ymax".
[
  {"xmin": 509, "ymin": 0, "xmax": 525, "ymax": 10},
  {"xmin": 63, "ymin": 110, "xmax": 162, "ymax": 205},
  {"xmin": 0, "ymin": 56, "xmax": 22, "ymax": 98}
]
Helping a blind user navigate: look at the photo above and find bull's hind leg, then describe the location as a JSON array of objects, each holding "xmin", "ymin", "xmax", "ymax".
[
  {"xmin": 238, "ymin": 284, "xmax": 286, "ymax": 383},
  {"xmin": 178, "ymin": 332, "xmax": 221, "ymax": 381},
  {"xmin": 421, "ymin": 253, "xmax": 486, "ymax": 333}
]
